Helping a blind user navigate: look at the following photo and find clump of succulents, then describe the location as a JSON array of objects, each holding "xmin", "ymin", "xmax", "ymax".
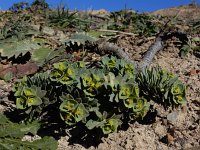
[
  {"xmin": 100, "ymin": 56, "xmax": 136, "ymax": 79},
  {"xmin": 12, "ymin": 56, "xmax": 187, "ymax": 135},
  {"xmin": 13, "ymin": 73, "xmax": 57, "ymax": 121},
  {"xmin": 137, "ymin": 67, "xmax": 187, "ymax": 106}
]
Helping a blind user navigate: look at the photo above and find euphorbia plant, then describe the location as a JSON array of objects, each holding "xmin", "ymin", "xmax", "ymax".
[
  {"xmin": 170, "ymin": 80, "xmax": 186, "ymax": 105},
  {"xmin": 100, "ymin": 56, "xmax": 119, "ymax": 74},
  {"xmin": 12, "ymin": 56, "xmax": 187, "ymax": 136},
  {"xmin": 101, "ymin": 118, "xmax": 122, "ymax": 134},
  {"xmin": 15, "ymin": 86, "xmax": 45, "ymax": 109},
  {"xmin": 78, "ymin": 72, "xmax": 104, "ymax": 97},
  {"xmin": 50, "ymin": 62, "xmax": 77, "ymax": 85},
  {"xmin": 118, "ymin": 83, "xmax": 139, "ymax": 100},
  {"xmin": 136, "ymin": 67, "xmax": 187, "ymax": 106},
  {"xmin": 86, "ymin": 111, "xmax": 122, "ymax": 134},
  {"xmin": 119, "ymin": 59, "xmax": 135, "ymax": 79},
  {"xmin": 59, "ymin": 94, "xmax": 89, "ymax": 125},
  {"xmin": 130, "ymin": 97, "xmax": 150, "ymax": 120}
]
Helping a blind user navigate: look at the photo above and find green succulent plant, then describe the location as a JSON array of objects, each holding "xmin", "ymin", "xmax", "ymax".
[
  {"xmin": 119, "ymin": 60, "xmax": 135, "ymax": 79},
  {"xmin": 13, "ymin": 73, "xmax": 57, "ymax": 121},
  {"xmin": 119, "ymin": 83, "xmax": 139, "ymax": 100},
  {"xmin": 130, "ymin": 98, "xmax": 150, "ymax": 120},
  {"xmin": 86, "ymin": 111, "xmax": 122, "ymax": 134},
  {"xmin": 50, "ymin": 69, "xmax": 63, "ymax": 81},
  {"xmin": 60, "ymin": 67, "xmax": 76, "ymax": 84},
  {"xmin": 59, "ymin": 94, "xmax": 89, "ymax": 125},
  {"xmin": 137, "ymin": 66, "xmax": 186, "ymax": 106},
  {"xmin": 101, "ymin": 118, "xmax": 122, "ymax": 134},
  {"xmin": 15, "ymin": 86, "xmax": 46, "ymax": 109},
  {"xmin": 53, "ymin": 61, "xmax": 69, "ymax": 71},
  {"xmin": 101, "ymin": 56, "xmax": 119, "ymax": 74},
  {"xmin": 78, "ymin": 72, "xmax": 104, "ymax": 97},
  {"xmin": 123, "ymin": 97, "xmax": 136, "ymax": 109},
  {"xmin": 171, "ymin": 81, "xmax": 185, "ymax": 95},
  {"xmin": 50, "ymin": 62, "xmax": 77, "ymax": 85},
  {"xmin": 170, "ymin": 80, "xmax": 186, "ymax": 105}
]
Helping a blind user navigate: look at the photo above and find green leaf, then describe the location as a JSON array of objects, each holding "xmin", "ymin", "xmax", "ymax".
[
  {"xmin": 50, "ymin": 69, "xmax": 63, "ymax": 81},
  {"xmin": 0, "ymin": 39, "xmax": 41, "ymax": 58},
  {"xmin": 31, "ymin": 47, "xmax": 54, "ymax": 66},
  {"xmin": 35, "ymin": 87, "xmax": 47, "ymax": 98},
  {"xmin": 86, "ymin": 120, "xmax": 105, "ymax": 130},
  {"xmin": 81, "ymin": 73, "xmax": 104, "ymax": 97},
  {"xmin": 101, "ymin": 56, "xmax": 119, "ymax": 72},
  {"xmin": 130, "ymin": 98, "xmax": 150, "ymax": 119},
  {"xmin": 0, "ymin": 136, "xmax": 57, "ymax": 150},
  {"xmin": 27, "ymin": 97, "xmax": 42, "ymax": 107},
  {"xmin": 59, "ymin": 66, "xmax": 76, "ymax": 85},
  {"xmin": 60, "ymin": 112, "xmax": 76, "ymax": 125},
  {"xmin": 74, "ymin": 104, "xmax": 89, "ymax": 122},
  {"xmin": 172, "ymin": 94, "xmax": 186, "ymax": 105},
  {"xmin": 0, "ymin": 114, "xmax": 41, "ymax": 138},
  {"xmin": 59, "ymin": 99, "xmax": 78, "ymax": 112},
  {"xmin": 119, "ymin": 84, "xmax": 139, "ymax": 100},
  {"xmin": 171, "ymin": 81, "xmax": 186, "ymax": 95},
  {"xmin": 16, "ymin": 97, "xmax": 27, "ymax": 109},
  {"xmin": 123, "ymin": 97, "xmax": 135, "ymax": 108},
  {"xmin": 15, "ymin": 86, "xmax": 46, "ymax": 109},
  {"xmin": 63, "ymin": 32, "xmax": 96, "ymax": 46},
  {"xmin": 53, "ymin": 62, "xmax": 69, "ymax": 71},
  {"xmin": 24, "ymin": 88, "xmax": 36, "ymax": 97}
]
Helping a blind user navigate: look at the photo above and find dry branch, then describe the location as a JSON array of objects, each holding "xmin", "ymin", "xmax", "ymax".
[
  {"xmin": 97, "ymin": 29, "xmax": 138, "ymax": 36},
  {"xmin": 87, "ymin": 31, "xmax": 188, "ymax": 70}
]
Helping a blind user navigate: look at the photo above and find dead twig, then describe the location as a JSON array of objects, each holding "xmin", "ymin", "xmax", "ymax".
[{"xmin": 97, "ymin": 29, "xmax": 138, "ymax": 36}]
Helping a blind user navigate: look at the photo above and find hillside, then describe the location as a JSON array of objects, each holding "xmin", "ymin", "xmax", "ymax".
[
  {"xmin": 0, "ymin": 2, "xmax": 199, "ymax": 150},
  {"xmin": 151, "ymin": 4, "xmax": 200, "ymax": 21}
]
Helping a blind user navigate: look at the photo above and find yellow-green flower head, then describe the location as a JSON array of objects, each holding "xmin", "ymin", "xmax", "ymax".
[{"xmin": 101, "ymin": 119, "xmax": 119, "ymax": 134}]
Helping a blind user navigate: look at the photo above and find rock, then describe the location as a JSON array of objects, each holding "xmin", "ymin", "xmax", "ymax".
[{"xmin": 42, "ymin": 26, "xmax": 55, "ymax": 36}]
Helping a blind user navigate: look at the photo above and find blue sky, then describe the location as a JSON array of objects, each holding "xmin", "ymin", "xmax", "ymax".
[{"xmin": 0, "ymin": 0, "xmax": 199, "ymax": 12}]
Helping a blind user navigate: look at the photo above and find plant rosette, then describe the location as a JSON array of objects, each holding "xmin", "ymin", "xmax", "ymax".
[
  {"xmin": 59, "ymin": 94, "xmax": 89, "ymax": 125},
  {"xmin": 129, "ymin": 98, "xmax": 150, "ymax": 120},
  {"xmin": 15, "ymin": 86, "xmax": 46, "ymax": 109},
  {"xmin": 170, "ymin": 80, "xmax": 187, "ymax": 105},
  {"xmin": 78, "ymin": 73, "xmax": 104, "ymax": 97},
  {"xmin": 50, "ymin": 62, "xmax": 77, "ymax": 85}
]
